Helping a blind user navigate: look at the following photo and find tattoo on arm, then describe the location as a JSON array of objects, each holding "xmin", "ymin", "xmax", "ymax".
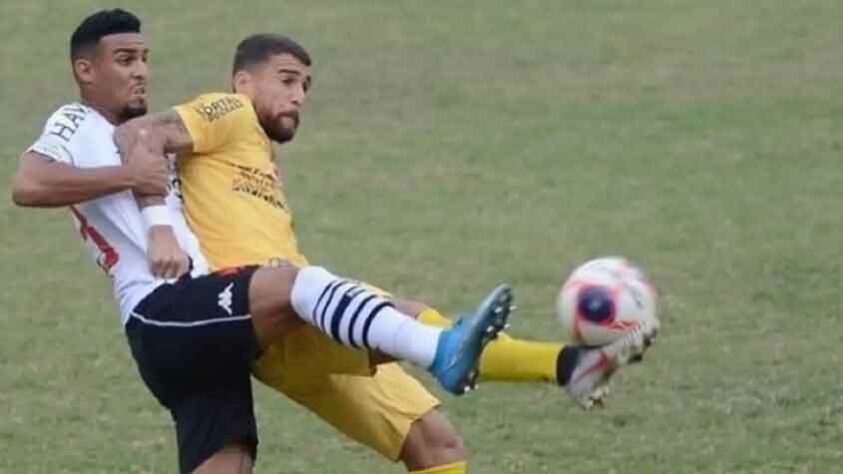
[
  {"xmin": 151, "ymin": 110, "xmax": 194, "ymax": 154},
  {"xmin": 114, "ymin": 109, "xmax": 194, "ymax": 167}
]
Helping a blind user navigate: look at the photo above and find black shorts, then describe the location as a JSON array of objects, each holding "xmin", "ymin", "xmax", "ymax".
[{"xmin": 125, "ymin": 266, "xmax": 260, "ymax": 473}]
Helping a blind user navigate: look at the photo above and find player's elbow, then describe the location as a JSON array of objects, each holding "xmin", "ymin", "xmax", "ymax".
[
  {"xmin": 11, "ymin": 177, "xmax": 39, "ymax": 207},
  {"xmin": 11, "ymin": 173, "xmax": 49, "ymax": 207}
]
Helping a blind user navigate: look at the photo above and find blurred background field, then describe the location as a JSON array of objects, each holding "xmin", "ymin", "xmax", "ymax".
[{"xmin": 1, "ymin": 1, "xmax": 841, "ymax": 472}]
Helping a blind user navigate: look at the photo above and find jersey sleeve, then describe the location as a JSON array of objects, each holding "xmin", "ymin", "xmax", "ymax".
[
  {"xmin": 173, "ymin": 93, "xmax": 253, "ymax": 154},
  {"xmin": 26, "ymin": 103, "xmax": 92, "ymax": 165}
]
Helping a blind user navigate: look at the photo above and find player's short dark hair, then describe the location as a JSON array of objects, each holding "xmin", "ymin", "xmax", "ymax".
[
  {"xmin": 70, "ymin": 9, "xmax": 141, "ymax": 60},
  {"xmin": 232, "ymin": 34, "xmax": 312, "ymax": 75}
]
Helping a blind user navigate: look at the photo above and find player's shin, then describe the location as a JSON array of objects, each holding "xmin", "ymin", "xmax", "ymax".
[
  {"xmin": 290, "ymin": 266, "xmax": 442, "ymax": 368},
  {"xmin": 291, "ymin": 266, "xmax": 513, "ymax": 394}
]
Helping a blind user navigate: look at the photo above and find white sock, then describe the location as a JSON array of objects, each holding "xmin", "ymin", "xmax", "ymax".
[{"xmin": 290, "ymin": 266, "xmax": 442, "ymax": 368}]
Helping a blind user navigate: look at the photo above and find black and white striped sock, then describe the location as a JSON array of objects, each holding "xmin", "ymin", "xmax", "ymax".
[{"xmin": 290, "ymin": 266, "xmax": 442, "ymax": 368}]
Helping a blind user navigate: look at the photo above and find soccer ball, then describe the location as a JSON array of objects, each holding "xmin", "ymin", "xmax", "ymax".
[{"xmin": 556, "ymin": 256, "xmax": 659, "ymax": 346}]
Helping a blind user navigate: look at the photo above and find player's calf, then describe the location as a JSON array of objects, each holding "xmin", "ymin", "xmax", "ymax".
[
  {"xmin": 287, "ymin": 265, "xmax": 512, "ymax": 395},
  {"xmin": 400, "ymin": 409, "xmax": 466, "ymax": 472}
]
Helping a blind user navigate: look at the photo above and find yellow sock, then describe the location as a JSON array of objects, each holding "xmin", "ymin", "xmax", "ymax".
[
  {"xmin": 417, "ymin": 308, "xmax": 562, "ymax": 383},
  {"xmin": 418, "ymin": 307, "xmax": 454, "ymax": 327},
  {"xmin": 478, "ymin": 332, "xmax": 562, "ymax": 382},
  {"xmin": 410, "ymin": 461, "xmax": 467, "ymax": 474}
]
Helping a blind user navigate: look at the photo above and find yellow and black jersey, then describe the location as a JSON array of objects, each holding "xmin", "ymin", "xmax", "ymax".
[{"xmin": 174, "ymin": 92, "xmax": 308, "ymax": 269}]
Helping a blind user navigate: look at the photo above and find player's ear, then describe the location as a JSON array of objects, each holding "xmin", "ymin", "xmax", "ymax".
[
  {"xmin": 73, "ymin": 58, "xmax": 95, "ymax": 85},
  {"xmin": 232, "ymin": 70, "xmax": 254, "ymax": 95}
]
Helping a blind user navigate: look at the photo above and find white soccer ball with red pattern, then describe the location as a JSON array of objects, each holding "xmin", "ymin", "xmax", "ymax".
[{"xmin": 556, "ymin": 256, "xmax": 659, "ymax": 346}]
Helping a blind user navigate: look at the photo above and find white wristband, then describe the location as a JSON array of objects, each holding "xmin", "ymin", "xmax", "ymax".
[{"xmin": 141, "ymin": 205, "xmax": 174, "ymax": 229}]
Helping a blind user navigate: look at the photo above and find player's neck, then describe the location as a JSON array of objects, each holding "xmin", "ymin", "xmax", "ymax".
[{"xmin": 79, "ymin": 94, "xmax": 123, "ymax": 126}]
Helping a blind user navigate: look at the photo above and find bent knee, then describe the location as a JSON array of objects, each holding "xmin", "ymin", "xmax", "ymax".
[
  {"xmin": 248, "ymin": 265, "xmax": 304, "ymax": 345},
  {"xmin": 193, "ymin": 441, "xmax": 254, "ymax": 473},
  {"xmin": 400, "ymin": 410, "xmax": 466, "ymax": 470}
]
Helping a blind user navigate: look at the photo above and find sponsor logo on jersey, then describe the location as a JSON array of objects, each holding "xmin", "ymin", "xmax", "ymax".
[
  {"xmin": 231, "ymin": 164, "xmax": 288, "ymax": 210},
  {"xmin": 49, "ymin": 104, "xmax": 88, "ymax": 142},
  {"xmin": 193, "ymin": 96, "xmax": 244, "ymax": 122}
]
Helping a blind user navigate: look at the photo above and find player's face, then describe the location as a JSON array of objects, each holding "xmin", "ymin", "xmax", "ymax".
[
  {"xmin": 251, "ymin": 53, "xmax": 310, "ymax": 143},
  {"xmin": 92, "ymin": 33, "xmax": 149, "ymax": 122}
]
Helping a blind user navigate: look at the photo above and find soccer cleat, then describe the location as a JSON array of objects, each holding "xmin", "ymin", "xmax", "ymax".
[
  {"xmin": 562, "ymin": 321, "xmax": 658, "ymax": 409},
  {"xmin": 429, "ymin": 285, "xmax": 513, "ymax": 395}
]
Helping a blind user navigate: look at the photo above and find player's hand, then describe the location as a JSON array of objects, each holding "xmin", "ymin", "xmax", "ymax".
[
  {"xmin": 126, "ymin": 129, "xmax": 168, "ymax": 196},
  {"xmin": 147, "ymin": 225, "xmax": 190, "ymax": 279}
]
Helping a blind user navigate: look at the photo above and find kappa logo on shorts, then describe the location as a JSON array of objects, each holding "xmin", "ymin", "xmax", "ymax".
[{"xmin": 218, "ymin": 282, "xmax": 234, "ymax": 316}]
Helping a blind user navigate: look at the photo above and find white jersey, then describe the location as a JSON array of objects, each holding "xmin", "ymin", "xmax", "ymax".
[{"xmin": 28, "ymin": 102, "xmax": 209, "ymax": 325}]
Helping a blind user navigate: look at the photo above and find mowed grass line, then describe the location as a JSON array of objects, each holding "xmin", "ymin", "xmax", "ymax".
[{"xmin": 1, "ymin": 1, "xmax": 841, "ymax": 472}]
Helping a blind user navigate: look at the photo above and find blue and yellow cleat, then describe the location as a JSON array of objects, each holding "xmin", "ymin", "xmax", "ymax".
[{"xmin": 429, "ymin": 284, "xmax": 513, "ymax": 395}]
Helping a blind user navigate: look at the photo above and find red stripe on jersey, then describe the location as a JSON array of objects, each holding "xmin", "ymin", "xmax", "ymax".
[{"xmin": 69, "ymin": 205, "xmax": 120, "ymax": 273}]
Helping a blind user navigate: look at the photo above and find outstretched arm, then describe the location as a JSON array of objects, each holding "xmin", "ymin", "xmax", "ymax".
[{"xmin": 11, "ymin": 151, "xmax": 161, "ymax": 207}]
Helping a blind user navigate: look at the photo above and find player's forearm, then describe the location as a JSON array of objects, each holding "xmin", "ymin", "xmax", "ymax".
[
  {"xmin": 114, "ymin": 110, "xmax": 193, "ymax": 157},
  {"xmin": 12, "ymin": 161, "xmax": 135, "ymax": 208}
]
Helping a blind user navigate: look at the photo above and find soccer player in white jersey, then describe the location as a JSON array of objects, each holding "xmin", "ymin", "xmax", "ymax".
[{"xmin": 11, "ymin": 9, "xmax": 523, "ymax": 473}]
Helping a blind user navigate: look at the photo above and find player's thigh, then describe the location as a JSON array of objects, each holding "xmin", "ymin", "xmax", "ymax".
[
  {"xmin": 283, "ymin": 362, "xmax": 440, "ymax": 461},
  {"xmin": 253, "ymin": 324, "xmax": 373, "ymax": 391},
  {"xmin": 127, "ymin": 267, "xmax": 260, "ymax": 392},
  {"xmin": 171, "ymin": 376, "xmax": 258, "ymax": 474},
  {"xmin": 247, "ymin": 265, "xmax": 305, "ymax": 346},
  {"xmin": 126, "ymin": 269, "xmax": 261, "ymax": 473},
  {"xmin": 126, "ymin": 335, "xmax": 258, "ymax": 473}
]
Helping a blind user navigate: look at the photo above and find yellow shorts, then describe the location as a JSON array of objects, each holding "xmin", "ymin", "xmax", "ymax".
[{"xmin": 252, "ymin": 324, "xmax": 441, "ymax": 461}]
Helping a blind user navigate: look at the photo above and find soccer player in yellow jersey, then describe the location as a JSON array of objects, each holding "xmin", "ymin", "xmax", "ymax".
[{"xmin": 117, "ymin": 34, "xmax": 656, "ymax": 473}]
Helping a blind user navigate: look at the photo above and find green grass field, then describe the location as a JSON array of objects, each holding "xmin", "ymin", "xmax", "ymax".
[{"xmin": 2, "ymin": 1, "xmax": 842, "ymax": 472}]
